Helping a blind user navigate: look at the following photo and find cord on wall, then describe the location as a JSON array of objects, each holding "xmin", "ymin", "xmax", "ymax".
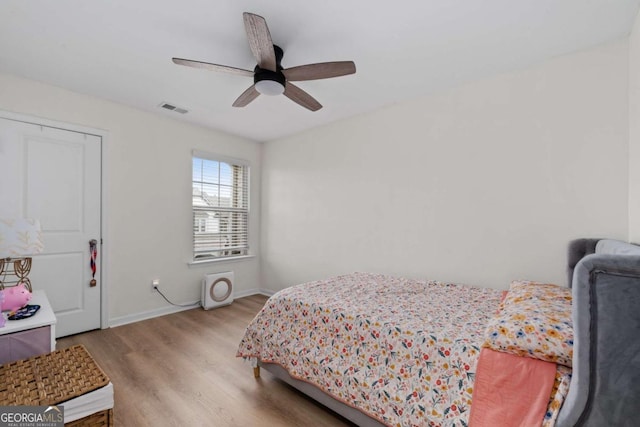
[{"xmin": 154, "ymin": 286, "xmax": 200, "ymax": 308}]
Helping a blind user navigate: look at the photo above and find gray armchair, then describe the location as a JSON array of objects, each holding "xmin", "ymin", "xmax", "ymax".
[{"xmin": 556, "ymin": 239, "xmax": 640, "ymax": 427}]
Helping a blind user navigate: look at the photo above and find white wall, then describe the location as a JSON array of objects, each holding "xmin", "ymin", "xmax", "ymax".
[
  {"xmin": 0, "ymin": 34, "xmax": 632, "ymax": 324},
  {"xmin": 629, "ymin": 10, "xmax": 640, "ymax": 243},
  {"xmin": 0, "ymin": 72, "xmax": 261, "ymax": 324},
  {"xmin": 261, "ymin": 40, "xmax": 629, "ymax": 292}
]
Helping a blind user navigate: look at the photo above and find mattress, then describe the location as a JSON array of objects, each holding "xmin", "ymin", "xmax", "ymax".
[{"xmin": 238, "ymin": 272, "xmax": 503, "ymax": 426}]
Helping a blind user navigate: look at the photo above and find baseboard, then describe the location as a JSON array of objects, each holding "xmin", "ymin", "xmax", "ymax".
[
  {"xmin": 108, "ymin": 289, "xmax": 274, "ymax": 328},
  {"xmin": 237, "ymin": 288, "xmax": 275, "ymax": 297},
  {"xmin": 109, "ymin": 301, "xmax": 200, "ymax": 328}
]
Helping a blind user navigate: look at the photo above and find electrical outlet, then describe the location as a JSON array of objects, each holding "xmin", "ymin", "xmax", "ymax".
[{"xmin": 151, "ymin": 279, "xmax": 160, "ymax": 292}]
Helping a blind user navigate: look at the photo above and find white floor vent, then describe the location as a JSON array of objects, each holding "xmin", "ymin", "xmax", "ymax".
[{"xmin": 202, "ymin": 271, "xmax": 234, "ymax": 310}]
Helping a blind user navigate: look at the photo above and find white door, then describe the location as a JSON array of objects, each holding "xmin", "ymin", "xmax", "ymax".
[{"xmin": 0, "ymin": 117, "xmax": 102, "ymax": 337}]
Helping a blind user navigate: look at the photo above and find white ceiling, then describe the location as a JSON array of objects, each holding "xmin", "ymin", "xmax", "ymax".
[{"xmin": 1, "ymin": 1, "xmax": 638, "ymax": 142}]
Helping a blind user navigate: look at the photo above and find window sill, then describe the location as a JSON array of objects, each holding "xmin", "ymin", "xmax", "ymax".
[{"xmin": 188, "ymin": 255, "xmax": 255, "ymax": 267}]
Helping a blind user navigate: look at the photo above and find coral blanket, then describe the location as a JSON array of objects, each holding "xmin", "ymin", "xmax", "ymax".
[{"xmin": 468, "ymin": 348, "xmax": 556, "ymax": 427}]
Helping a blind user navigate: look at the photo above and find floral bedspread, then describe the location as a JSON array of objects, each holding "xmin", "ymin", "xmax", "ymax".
[{"xmin": 237, "ymin": 272, "xmax": 504, "ymax": 427}]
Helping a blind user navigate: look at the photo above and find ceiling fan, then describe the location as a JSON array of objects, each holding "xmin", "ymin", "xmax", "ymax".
[{"xmin": 172, "ymin": 12, "xmax": 356, "ymax": 112}]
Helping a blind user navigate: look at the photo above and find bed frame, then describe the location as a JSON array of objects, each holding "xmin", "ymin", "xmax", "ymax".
[
  {"xmin": 253, "ymin": 238, "xmax": 640, "ymax": 426},
  {"xmin": 257, "ymin": 362, "xmax": 385, "ymax": 427}
]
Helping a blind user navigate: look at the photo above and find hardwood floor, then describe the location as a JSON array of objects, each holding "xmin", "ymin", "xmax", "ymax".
[{"xmin": 58, "ymin": 295, "xmax": 355, "ymax": 427}]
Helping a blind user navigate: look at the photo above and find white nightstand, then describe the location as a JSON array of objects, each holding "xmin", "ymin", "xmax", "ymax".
[{"xmin": 0, "ymin": 290, "xmax": 57, "ymax": 364}]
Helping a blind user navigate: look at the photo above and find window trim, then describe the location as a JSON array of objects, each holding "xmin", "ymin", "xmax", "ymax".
[
  {"xmin": 191, "ymin": 150, "xmax": 250, "ymax": 262},
  {"xmin": 188, "ymin": 254, "xmax": 255, "ymax": 267},
  {"xmin": 192, "ymin": 150, "xmax": 250, "ymax": 167}
]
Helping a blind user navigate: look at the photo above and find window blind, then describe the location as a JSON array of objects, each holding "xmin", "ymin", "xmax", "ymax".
[{"xmin": 192, "ymin": 155, "xmax": 249, "ymax": 260}]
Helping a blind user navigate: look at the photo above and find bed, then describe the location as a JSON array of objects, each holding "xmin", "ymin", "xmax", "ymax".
[{"xmin": 237, "ymin": 238, "xmax": 640, "ymax": 426}]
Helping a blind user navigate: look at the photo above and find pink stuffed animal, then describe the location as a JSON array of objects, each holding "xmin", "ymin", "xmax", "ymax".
[{"xmin": 0, "ymin": 283, "xmax": 32, "ymax": 312}]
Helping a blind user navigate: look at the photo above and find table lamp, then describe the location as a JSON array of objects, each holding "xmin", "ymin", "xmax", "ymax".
[{"xmin": 0, "ymin": 219, "xmax": 44, "ymax": 292}]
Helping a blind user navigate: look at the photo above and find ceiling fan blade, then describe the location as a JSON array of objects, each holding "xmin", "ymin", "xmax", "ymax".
[
  {"xmin": 172, "ymin": 58, "xmax": 254, "ymax": 77},
  {"xmin": 284, "ymin": 83, "xmax": 322, "ymax": 111},
  {"xmin": 283, "ymin": 61, "xmax": 356, "ymax": 81},
  {"xmin": 232, "ymin": 85, "xmax": 260, "ymax": 107},
  {"xmin": 243, "ymin": 12, "xmax": 277, "ymax": 72}
]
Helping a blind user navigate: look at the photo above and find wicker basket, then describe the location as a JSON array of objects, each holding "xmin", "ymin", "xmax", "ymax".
[{"xmin": 0, "ymin": 345, "xmax": 113, "ymax": 426}]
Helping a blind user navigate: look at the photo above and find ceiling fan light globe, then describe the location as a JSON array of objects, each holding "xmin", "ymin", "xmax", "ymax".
[{"xmin": 255, "ymin": 79, "xmax": 285, "ymax": 96}]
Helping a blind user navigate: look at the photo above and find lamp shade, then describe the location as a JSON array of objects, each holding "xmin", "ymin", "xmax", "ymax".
[{"xmin": 0, "ymin": 219, "xmax": 44, "ymax": 258}]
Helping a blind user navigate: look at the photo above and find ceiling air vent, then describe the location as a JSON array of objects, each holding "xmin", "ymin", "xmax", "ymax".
[{"xmin": 159, "ymin": 102, "xmax": 188, "ymax": 114}]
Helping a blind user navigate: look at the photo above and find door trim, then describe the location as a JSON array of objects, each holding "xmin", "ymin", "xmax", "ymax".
[{"xmin": 0, "ymin": 109, "xmax": 109, "ymax": 331}]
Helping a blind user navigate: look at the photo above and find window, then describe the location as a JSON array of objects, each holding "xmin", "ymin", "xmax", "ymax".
[{"xmin": 192, "ymin": 152, "xmax": 249, "ymax": 260}]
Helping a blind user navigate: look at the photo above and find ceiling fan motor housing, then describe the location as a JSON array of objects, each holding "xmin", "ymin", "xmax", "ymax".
[
  {"xmin": 253, "ymin": 44, "xmax": 286, "ymax": 89},
  {"xmin": 254, "ymin": 67, "xmax": 286, "ymax": 87}
]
